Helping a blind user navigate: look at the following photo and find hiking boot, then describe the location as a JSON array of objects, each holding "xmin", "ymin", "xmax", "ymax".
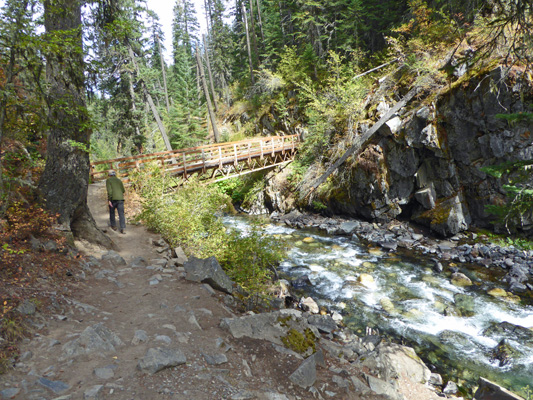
[
  {"xmin": 120, "ymin": 229, "xmax": 125, "ymax": 234},
  {"xmin": 111, "ymin": 226, "xmax": 117, "ymax": 231}
]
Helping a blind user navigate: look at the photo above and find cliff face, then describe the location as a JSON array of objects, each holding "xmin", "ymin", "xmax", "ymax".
[
  {"xmin": 321, "ymin": 66, "xmax": 533, "ymax": 236},
  {"xmin": 296, "ymin": 66, "xmax": 533, "ymax": 237}
]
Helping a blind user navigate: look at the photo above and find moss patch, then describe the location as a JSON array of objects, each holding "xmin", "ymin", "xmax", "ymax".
[{"xmin": 281, "ymin": 328, "xmax": 316, "ymax": 355}]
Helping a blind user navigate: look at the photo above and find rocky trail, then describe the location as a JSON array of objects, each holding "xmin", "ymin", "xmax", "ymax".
[{"xmin": 0, "ymin": 182, "xmax": 446, "ymax": 400}]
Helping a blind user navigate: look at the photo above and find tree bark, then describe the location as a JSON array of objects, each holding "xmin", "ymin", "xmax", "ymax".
[
  {"xmin": 255, "ymin": 0, "xmax": 265, "ymax": 43},
  {"xmin": 196, "ymin": 46, "xmax": 220, "ymax": 143},
  {"xmin": 156, "ymin": 34, "xmax": 170, "ymax": 114},
  {"xmin": 241, "ymin": 3, "xmax": 255, "ymax": 85},
  {"xmin": 39, "ymin": 0, "xmax": 112, "ymax": 247},
  {"xmin": 300, "ymin": 88, "xmax": 418, "ymax": 201},
  {"xmin": 128, "ymin": 46, "xmax": 172, "ymax": 151},
  {"xmin": 203, "ymin": 34, "xmax": 218, "ymax": 113}
]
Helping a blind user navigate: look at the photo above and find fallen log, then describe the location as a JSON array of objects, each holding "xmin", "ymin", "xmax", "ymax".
[{"xmin": 300, "ymin": 87, "xmax": 418, "ymax": 201}]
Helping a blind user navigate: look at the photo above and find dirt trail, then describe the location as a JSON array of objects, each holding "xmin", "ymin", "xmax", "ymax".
[{"xmin": 0, "ymin": 182, "xmax": 441, "ymax": 400}]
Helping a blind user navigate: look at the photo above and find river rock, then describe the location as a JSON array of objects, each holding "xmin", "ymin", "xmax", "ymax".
[
  {"xmin": 358, "ymin": 273, "xmax": 375, "ymax": 287},
  {"xmin": 338, "ymin": 221, "xmax": 360, "ymax": 235},
  {"xmin": 380, "ymin": 298, "xmax": 397, "ymax": 315},
  {"xmin": 474, "ymin": 377, "xmax": 526, "ymax": 400},
  {"xmin": 490, "ymin": 339, "xmax": 517, "ymax": 367},
  {"xmin": 443, "ymin": 380, "xmax": 458, "ymax": 395},
  {"xmin": 482, "ymin": 321, "xmax": 533, "ymax": 342},
  {"xmin": 302, "ymin": 237, "xmax": 315, "ymax": 243},
  {"xmin": 300, "ymin": 297, "xmax": 319, "ymax": 314},
  {"xmin": 137, "ymin": 347, "xmax": 186, "ymax": 374},
  {"xmin": 453, "ymin": 293, "xmax": 475, "ymax": 317},
  {"xmin": 451, "ymin": 272, "xmax": 472, "ymax": 287},
  {"xmin": 184, "ymin": 256, "xmax": 235, "ymax": 294},
  {"xmin": 487, "ymin": 288, "xmax": 508, "ymax": 298}
]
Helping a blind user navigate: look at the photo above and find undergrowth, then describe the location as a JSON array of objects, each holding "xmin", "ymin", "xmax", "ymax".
[{"xmin": 130, "ymin": 165, "xmax": 286, "ymax": 296}]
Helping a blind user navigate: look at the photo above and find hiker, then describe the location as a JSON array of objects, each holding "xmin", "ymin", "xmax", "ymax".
[{"xmin": 106, "ymin": 170, "xmax": 126, "ymax": 234}]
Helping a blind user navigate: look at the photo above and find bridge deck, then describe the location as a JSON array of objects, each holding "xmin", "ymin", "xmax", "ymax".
[{"xmin": 90, "ymin": 135, "xmax": 299, "ymax": 183}]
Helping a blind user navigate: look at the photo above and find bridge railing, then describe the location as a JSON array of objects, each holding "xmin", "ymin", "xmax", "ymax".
[{"xmin": 90, "ymin": 134, "xmax": 299, "ymax": 182}]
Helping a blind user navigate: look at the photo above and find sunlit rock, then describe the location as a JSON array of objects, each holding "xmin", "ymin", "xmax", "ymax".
[
  {"xmin": 451, "ymin": 272, "xmax": 473, "ymax": 287},
  {"xmin": 358, "ymin": 273, "xmax": 375, "ymax": 287},
  {"xmin": 368, "ymin": 248, "xmax": 383, "ymax": 256},
  {"xmin": 362, "ymin": 261, "xmax": 374, "ymax": 269},
  {"xmin": 303, "ymin": 237, "xmax": 315, "ymax": 243},
  {"xmin": 488, "ymin": 288, "xmax": 508, "ymax": 298},
  {"xmin": 403, "ymin": 308, "xmax": 424, "ymax": 320},
  {"xmin": 380, "ymin": 298, "xmax": 398, "ymax": 315}
]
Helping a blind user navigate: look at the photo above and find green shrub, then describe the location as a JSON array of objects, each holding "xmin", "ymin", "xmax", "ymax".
[
  {"xmin": 131, "ymin": 166, "xmax": 286, "ymax": 295},
  {"xmin": 219, "ymin": 223, "xmax": 286, "ymax": 295}
]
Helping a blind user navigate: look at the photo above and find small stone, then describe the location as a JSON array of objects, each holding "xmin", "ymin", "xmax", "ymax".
[
  {"xmin": 137, "ymin": 347, "xmax": 186, "ymax": 374},
  {"xmin": 17, "ymin": 299, "xmax": 36, "ymax": 315},
  {"xmin": 132, "ymin": 329, "xmax": 148, "ymax": 345},
  {"xmin": 0, "ymin": 388, "xmax": 20, "ymax": 399},
  {"xmin": 429, "ymin": 373, "xmax": 443, "ymax": 386},
  {"xmin": 203, "ymin": 353, "xmax": 228, "ymax": 365},
  {"xmin": 84, "ymin": 384, "xmax": 104, "ymax": 399},
  {"xmin": 443, "ymin": 381, "xmax": 458, "ymax": 395},
  {"xmin": 94, "ymin": 366, "xmax": 115, "ymax": 379},
  {"xmin": 38, "ymin": 377, "xmax": 70, "ymax": 394},
  {"xmin": 19, "ymin": 350, "xmax": 33, "ymax": 362},
  {"xmin": 300, "ymin": 297, "xmax": 319, "ymax": 314},
  {"xmin": 302, "ymin": 237, "xmax": 315, "ymax": 243},
  {"xmin": 155, "ymin": 335, "xmax": 172, "ymax": 345}
]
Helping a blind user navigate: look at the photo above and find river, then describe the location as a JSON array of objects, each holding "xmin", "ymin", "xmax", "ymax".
[{"xmin": 224, "ymin": 215, "xmax": 533, "ymax": 396}]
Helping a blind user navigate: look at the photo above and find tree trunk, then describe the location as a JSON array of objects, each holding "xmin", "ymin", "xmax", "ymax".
[
  {"xmin": 156, "ymin": 34, "xmax": 170, "ymax": 114},
  {"xmin": 40, "ymin": 0, "xmax": 112, "ymax": 247},
  {"xmin": 241, "ymin": 3, "xmax": 255, "ymax": 85},
  {"xmin": 203, "ymin": 34, "xmax": 218, "ymax": 113},
  {"xmin": 300, "ymin": 88, "xmax": 418, "ymax": 201},
  {"xmin": 127, "ymin": 71, "xmax": 142, "ymax": 140},
  {"xmin": 196, "ymin": 46, "xmax": 220, "ymax": 143},
  {"xmin": 128, "ymin": 46, "xmax": 172, "ymax": 151},
  {"xmin": 248, "ymin": 0, "xmax": 259, "ymax": 57},
  {"xmin": 255, "ymin": 0, "xmax": 265, "ymax": 43}
]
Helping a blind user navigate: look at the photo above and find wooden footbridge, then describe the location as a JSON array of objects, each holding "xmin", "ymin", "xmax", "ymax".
[{"xmin": 90, "ymin": 135, "xmax": 300, "ymax": 184}]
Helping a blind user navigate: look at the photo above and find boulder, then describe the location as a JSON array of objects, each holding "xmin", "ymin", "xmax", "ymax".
[
  {"xmin": 358, "ymin": 273, "xmax": 375, "ymax": 287},
  {"xmin": 474, "ymin": 377, "xmax": 526, "ymax": 400},
  {"xmin": 365, "ymin": 374, "xmax": 403, "ymax": 400},
  {"xmin": 137, "ymin": 347, "xmax": 186, "ymax": 374},
  {"xmin": 361, "ymin": 342, "xmax": 431, "ymax": 384},
  {"xmin": 184, "ymin": 256, "xmax": 235, "ymax": 294}
]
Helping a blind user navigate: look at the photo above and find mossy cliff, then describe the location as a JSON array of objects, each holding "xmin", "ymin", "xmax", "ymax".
[{"xmin": 280, "ymin": 65, "xmax": 533, "ymax": 237}]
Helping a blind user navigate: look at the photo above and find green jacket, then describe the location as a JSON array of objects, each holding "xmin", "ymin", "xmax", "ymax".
[{"xmin": 106, "ymin": 176, "xmax": 125, "ymax": 201}]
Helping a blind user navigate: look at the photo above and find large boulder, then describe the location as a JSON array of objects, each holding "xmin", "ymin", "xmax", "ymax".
[
  {"xmin": 184, "ymin": 256, "xmax": 235, "ymax": 294},
  {"xmin": 361, "ymin": 342, "xmax": 431, "ymax": 384},
  {"xmin": 61, "ymin": 323, "xmax": 123, "ymax": 360}
]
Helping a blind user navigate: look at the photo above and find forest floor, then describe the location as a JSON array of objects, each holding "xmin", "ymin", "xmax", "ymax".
[{"xmin": 0, "ymin": 182, "xmax": 442, "ymax": 400}]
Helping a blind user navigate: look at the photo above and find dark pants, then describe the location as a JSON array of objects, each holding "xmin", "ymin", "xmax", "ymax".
[{"xmin": 109, "ymin": 200, "xmax": 126, "ymax": 230}]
